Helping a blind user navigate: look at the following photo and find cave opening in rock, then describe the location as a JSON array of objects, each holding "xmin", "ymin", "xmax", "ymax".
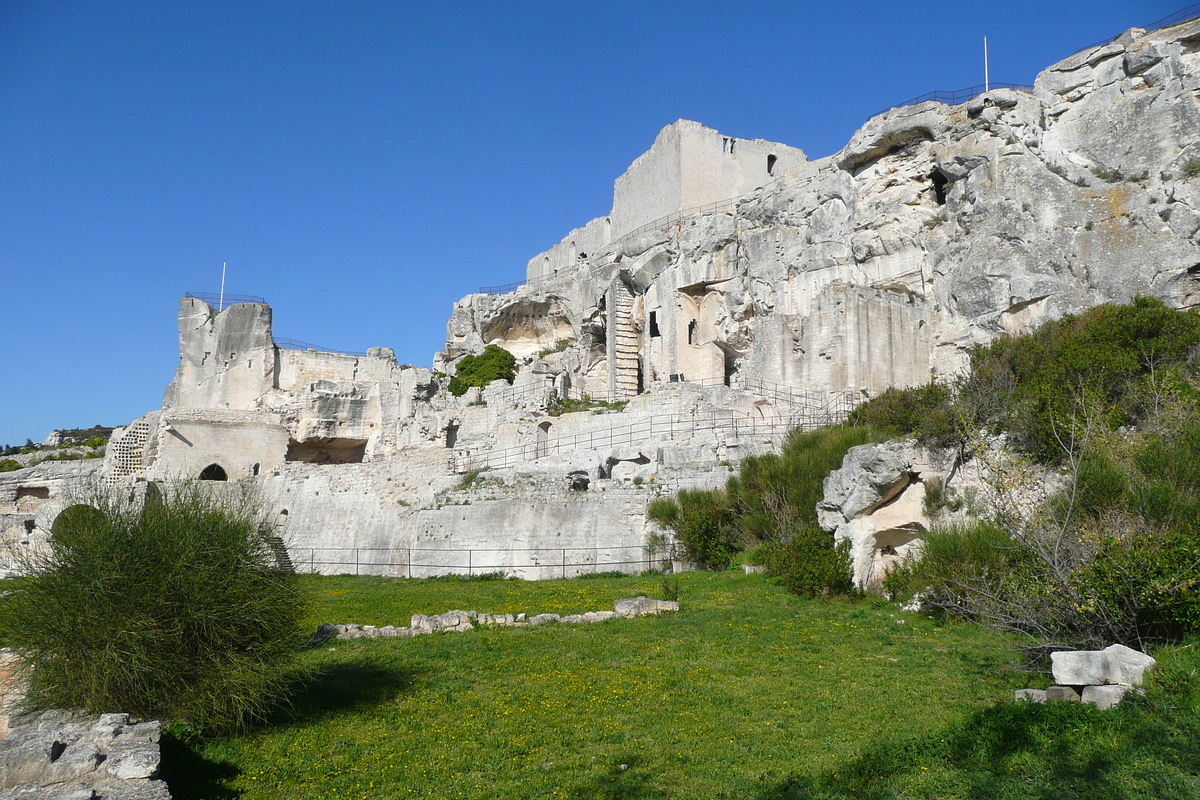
[
  {"xmin": 931, "ymin": 171, "xmax": 949, "ymax": 205},
  {"xmin": 286, "ymin": 438, "xmax": 367, "ymax": 464},
  {"xmin": 649, "ymin": 311, "xmax": 660, "ymax": 337},
  {"xmin": 767, "ymin": 154, "xmax": 777, "ymax": 175}
]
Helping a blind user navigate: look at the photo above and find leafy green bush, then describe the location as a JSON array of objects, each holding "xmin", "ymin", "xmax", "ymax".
[
  {"xmin": 0, "ymin": 458, "xmax": 20, "ymax": 473},
  {"xmin": 882, "ymin": 520, "xmax": 1018, "ymax": 609},
  {"xmin": 762, "ymin": 532, "xmax": 855, "ymax": 598},
  {"xmin": 846, "ymin": 381, "xmax": 961, "ymax": 448},
  {"xmin": 447, "ymin": 345, "xmax": 516, "ymax": 397},
  {"xmin": 1, "ymin": 483, "xmax": 306, "ymax": 733},
  {"xmin": 647, "ymin": 489, "xmax": 739, "ymax": 568},
  {"xmin": 893, "ymin": 399, "xmax": 1200, "ymax": 661},
  {"xmin": 848, "ymin": 298, "xmax": 1200, "ymax": 462}
]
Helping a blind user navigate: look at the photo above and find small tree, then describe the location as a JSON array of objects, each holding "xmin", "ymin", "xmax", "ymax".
[
  {"xmin": 1, "ymin": 482, "xmax": 306, "ymax": 733},
  {"xmin": 447, "ymin": 345, "xmax": 516, "ymax": 397}
]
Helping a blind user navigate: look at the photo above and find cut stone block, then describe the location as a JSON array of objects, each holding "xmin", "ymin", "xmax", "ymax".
[
  {"xmin": 1051, "ymin": 644, "xmax": 1155, "ymax": 686},
  {"xmin": 614, "ymin": 596, "xmax": 680, "ymax": 617},
  {"xmin": 1014, "ymin": 689, "xmax": 1046, "ymax": 703},
  {"xmin": 1081, "ymin": 684, "xmax": 1134, "ymax": 710},
  {"xmin": 1103, "ymin": 644, "xmax": 1155, "ymax": 687},
  {"xmin": 1045, "ymin": 685, "xmax": 1081, "ymax": 702}
]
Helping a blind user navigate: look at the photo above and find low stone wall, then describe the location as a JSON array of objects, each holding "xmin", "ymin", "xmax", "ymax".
[{"xmin": 313, "ymin": 596, "xmax": 680, "ymax": 641}]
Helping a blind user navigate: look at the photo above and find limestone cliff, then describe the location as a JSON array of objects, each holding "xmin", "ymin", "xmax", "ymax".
[{"xmin": 444, "ymin": 20, "xmax": 1200, "ymax": 402}]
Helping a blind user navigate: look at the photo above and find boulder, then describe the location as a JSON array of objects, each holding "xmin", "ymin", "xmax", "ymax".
[{"xmin": 1051, "ymin": 644, "xmax": 1155, "ymax": 687}]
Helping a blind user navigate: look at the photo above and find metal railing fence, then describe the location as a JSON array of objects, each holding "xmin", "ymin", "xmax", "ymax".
[
  {"xmin": 881, "ymin": 83, "xmax": 1034, "ymax": 117},
  {"xmin": 453, "ymin": 390, "xmax": 859, "ymax": 472},
  {"xmin": 290, "ymin": 543, "xmax": 665, "ymax": 578},
  {"xmin": 184, "ymin": 291, "xmax": 266, "ymax": 310},
  {"xmin": 1073, "ymin": 3, "xmax": 1200, "ymax": 56},
  {"xmin": 272, "ymin": 337, "xmax": 368, "ymax": 358}
]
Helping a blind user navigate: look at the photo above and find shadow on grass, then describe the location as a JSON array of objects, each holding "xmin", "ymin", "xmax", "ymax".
[
  {"xmin": 159, "ymin": 733, "xmax": 241, "ymax": 800},
  {"xmin": 756, "ymin": 696, "xmax": 1200, "ymax": 800},
  {"xmin": 569, "ymin": 757, "xmax": 668, "ymax": 800},
  {"xmin": 275, "ymin": 658, "xmax": 417, "ymax": 726},
  {"xmin": 159, "ymin": 658, "xmax": 416, "ymax": 799}
]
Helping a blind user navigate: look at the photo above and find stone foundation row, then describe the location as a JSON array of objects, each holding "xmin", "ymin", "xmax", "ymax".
[{"xmin": 312, "ymin": 596, "xmax": 679, "ymax": 642}]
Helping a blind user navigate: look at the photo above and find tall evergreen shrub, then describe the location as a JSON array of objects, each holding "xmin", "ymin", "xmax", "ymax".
[{"xmin": 1, "ymin": 483, "xmax": 305, "ymax": 733}]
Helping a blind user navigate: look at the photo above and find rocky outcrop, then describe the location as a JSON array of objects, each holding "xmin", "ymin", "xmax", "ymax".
[
  {"xmin": 0, "ymin": 711, "xmax": 169, "ymax": 798},
  {"xmin": 816, "ymin": 440, "xmax": 948, "ymax": 591},
  {"xmin": 448, "ymin": 17, "xmax": 1200, "ymax": 404}
]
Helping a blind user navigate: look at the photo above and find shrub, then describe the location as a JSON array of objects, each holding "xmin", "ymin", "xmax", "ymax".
[
  {"xmin": 647, "ymin": 490, "xmax": 739, "ymax": 569},
  {"xmin": 882, "ymin": 520, "xmax": 1017, "ymax": 609},
  {"xmin": 848, "ymin": 298, "xmax": 1200, "ymax": 463},
  {"xmin": 447, "ymin": 345, "xmax": 516, "ymax": 397},
  {"xmin": 846, "ymin": 381, "xmax": 960, "ymax": 448},
  {"xmin": 762, "ymin": 531, "xmax": 855, "ymax": 598},
  {"xmin": 894, "ymin": 401, "xmax": 1200, "ymax": 663},
  {"xmin": 0, "ymin": 482, "xmax": 306, "ymax": 733},
  {"xmin": 0, "ymin": 458, "xmax": 20, "ymax": 473},
  {"xmin": 649, "ymin": 425, "xmax": 885, "ymax": 593}
]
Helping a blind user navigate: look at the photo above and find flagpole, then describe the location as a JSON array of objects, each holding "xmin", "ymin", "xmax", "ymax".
[
  {"xmin": 984, "ymin": 36, "xmax": 990, "ymax": 92},
  {"xmin": 219, "ymin": 261, "xmax": 227, "ymax": 312}
]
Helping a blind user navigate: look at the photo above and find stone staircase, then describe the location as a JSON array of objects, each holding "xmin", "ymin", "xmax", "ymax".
[
  {"xmin": 612, "ymin": 282, "xmax": 639, "ymax": 399},
  {"xmin": 265, "ymin": 535, "xmax": 295, "ymax": 572}
]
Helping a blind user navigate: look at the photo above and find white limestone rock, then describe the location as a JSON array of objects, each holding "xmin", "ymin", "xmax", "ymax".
[
  {"xmin": 1081, "ymin": 684, "xmax": 1136, "ymax": 710},
  {"xmin": 1051, "ymin": 644, "xmax": 1156, "ymax": 687}
]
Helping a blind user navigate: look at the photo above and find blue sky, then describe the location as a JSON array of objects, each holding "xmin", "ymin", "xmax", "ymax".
[{"xmin": 0, "ymin": 0, "xmax": 1180, "ymax": 446}]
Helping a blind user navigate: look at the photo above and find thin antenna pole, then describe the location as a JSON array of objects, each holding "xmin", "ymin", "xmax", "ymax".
[
  {"xmin": 984, "ymin": 36, "xmax": 990, "ymax": 92},
  {"xmin": 219, "ymin": 261, "xmax": 227, "ymax": 312}
]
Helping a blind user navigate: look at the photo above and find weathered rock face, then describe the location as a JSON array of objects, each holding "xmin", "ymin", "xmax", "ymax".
[
  {"xmin": 0, "ymin": 710, "xmax": 169, "ymax": 798},
  {"xmin": 444, "ymin": 19, "xmax": 1200, "ymax": 405},
  {"xmin": 816, "ymin": 440, "xmax": 947, "ymax": 591}
]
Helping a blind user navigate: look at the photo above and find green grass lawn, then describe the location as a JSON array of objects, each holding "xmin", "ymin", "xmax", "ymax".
[
  {"xmin": 8, "ymin": 568, "xmax": 1197, "ymax": 798},
  {"xmin": 164, "ymin": 570, "xmax": 1034, "ymax": 799}
]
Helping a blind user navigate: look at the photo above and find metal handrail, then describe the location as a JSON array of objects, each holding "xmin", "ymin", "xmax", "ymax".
[
  {"xmin": 272, "ymin": 337, "xmax": 368, "ymax": 358},
  {"xmin": 1071, "ymin": 3, "xmax": 1200, "ymax": 57},
  {"xmin": 290, "ymin": 543, "xmax": 667, "ymax": 578},
  {"xmin": 184, "ymin": 291, "xmax": 266, "ymax": 310},
  {"xmin": 879, "ymin": 83, "xmax": 1034, "ymax": 118}
]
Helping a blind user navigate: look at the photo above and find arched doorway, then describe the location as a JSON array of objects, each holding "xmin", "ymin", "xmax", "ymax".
[
  {"xmin": 536, "ymin": 421, "xmax": 552, "ymax": 459},
  {"xmin": 198, "ymin": 463, "xmax": 228, "ymax": 481}
]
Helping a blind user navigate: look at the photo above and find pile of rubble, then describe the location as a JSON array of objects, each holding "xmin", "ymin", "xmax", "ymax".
[{"xmin": 313, "ymin": 595, "xmax": 680, "ymax": 641}]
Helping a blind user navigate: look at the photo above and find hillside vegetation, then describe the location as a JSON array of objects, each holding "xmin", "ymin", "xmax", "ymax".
[
  {"xmin": 648, "ymin": 426, "xmax": 888, "ymax": 595},
  {"xmin": 852, "ymin": 298, "xmax": 1200, "ymax": 661},
  {"xmin": 650, "ymin": 298, "xmax": 1200, "ymax": 663}
]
